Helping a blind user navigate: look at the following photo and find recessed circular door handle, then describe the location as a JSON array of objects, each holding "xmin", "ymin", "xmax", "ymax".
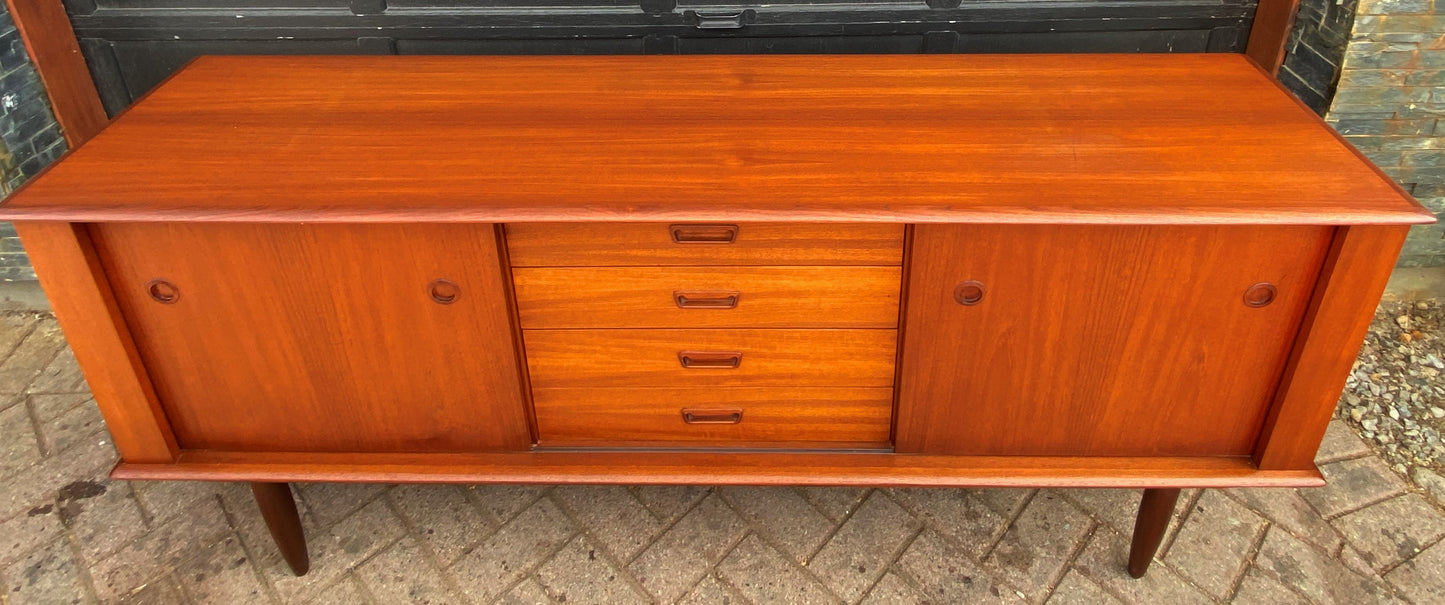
[
  {"xmin": 1244, "ymin": 282, "xmax": 1277, "ymax": 308},
  {"xmin": 954, "ymin": 280, "xmax": 985, "ymax": 306},
  {"xmin": 429, "ymin": 279, "xmax": 460, "ymax": 304},
  {"xmin": 146, "ymin": 279, "xmax": 180, "ymax": 304}
]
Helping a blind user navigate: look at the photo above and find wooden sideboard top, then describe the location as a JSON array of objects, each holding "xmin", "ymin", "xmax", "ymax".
[{"xmin": 0, "ymin": 54, "xmax": 1431, "ymax": 225}]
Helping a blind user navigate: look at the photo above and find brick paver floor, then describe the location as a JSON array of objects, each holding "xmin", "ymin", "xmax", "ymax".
[{"xmin": 2, "ymin": 310, "xmax": 1444, "ymax": 604}]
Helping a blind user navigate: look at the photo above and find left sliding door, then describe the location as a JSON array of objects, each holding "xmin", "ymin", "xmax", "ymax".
[{"xmin": 90, "ymin": 223, "xmax": 533, "ymax": 453}]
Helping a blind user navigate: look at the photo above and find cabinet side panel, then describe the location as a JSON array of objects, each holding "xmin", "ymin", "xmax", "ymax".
[
  {"xmin": 15, "ymin": 221, "xmax": 177, "ymax": 462},
  {"xmin": 1255, "ymin": 225, "xmax": 1410, "ymax": 470},
  {"xmin": 895, "ymin": 224, "xmax": 1333, "ymax": 457},
  {"xmin": 89, "ymin": 223, "xmax": 532, "ymax": 453}
]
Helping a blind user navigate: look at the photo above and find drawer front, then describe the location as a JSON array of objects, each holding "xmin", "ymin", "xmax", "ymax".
[
  {"xmin": 524, "ymin": 329, "xmax": 898, "ymax": 388},
  {"xmin": 533, "ymin": 387, "xmax": 894, "ymax": 447},
  {"xmin": 505, "ymin": 222, "xmax": 905, "ymax": 266},
  {"xmin": 512, "ymin": 266, "xmax": 901, "ymax": 329}
]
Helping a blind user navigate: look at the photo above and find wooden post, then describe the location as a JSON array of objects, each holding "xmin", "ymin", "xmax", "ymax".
[{"xmin": 4, "ymin": 0, "xmax": 108, "ymax": 146}]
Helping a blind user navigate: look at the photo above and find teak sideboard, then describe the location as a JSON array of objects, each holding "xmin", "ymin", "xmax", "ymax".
[{"xmin": 1, "ymin": 54, "xmax": 1433, "ymax": 581}]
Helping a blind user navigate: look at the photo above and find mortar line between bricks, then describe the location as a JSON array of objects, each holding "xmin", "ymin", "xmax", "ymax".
[
  {"xmin": 689, "ymin": 530, "xmax": 753, "ymax": 605},
  {"xmin": 481, "ymin": 494, "xmax": 581, "ymax": 605},
  {"xmin": 792, "ymin": 485, "xmax": 850, "ymax": 527},
  {"xmin": 20, "ymin": 395, "xmax": 48, "ymax": 461},
  {"xmin": 343, "ymin": 572, "xmax": 383, "ymax": 605},
  {"xmin": 374, "ymin": 489, "xmax": 471, "ymax": 604},
  {"xmin": 1033, "ymin": 517, "xmax": 1099, "ymax": 605},
  {"xmin": 437, "ymin": 486, "xmax": 505, "ymax": 564},
  {"xmin": 686, "ymin": 506, "xmax": 755, "ymax": 605},
  {"xmin": 213, "ymin": 491, "xmax": 287, "ymax": 605},
  {"xmin": 337, "ymin": 532, "xmax": 410, "ymax": 605},
  {"xmin": 1214, "ymin": 488, "xmax": 1349, "ymax": 561},
  {"xmin": 687, "ymin": 568, "xmax": 750, "ymax": 605},
  {"xmin": 852, "ymin": 524, "xmax": 925, "ymax": 605},
  {"xmin": 983, "ymin": 489, "xmax": 1037, "ymax": 560},
  {"xmin": 619, "ymin": 486, "xmax": 717, "ymax": 569},
  {"xmin": 1218, "ymin": 515, "xmax": 1272, "ymax": 604},
  {"xmin": 1379, "ymin": 528, "xmax": 1445, "ymax": 578},
  {"xmin": 1317, "ymin": 486, "xmax": 1411, "ymax": 522},
  {"xmin": 293, "ymin": 483, "xmax": 390, "ymax": 533},
  {"xmin": 0, "ymin": 317, "xmax": 42, "ymax": 367},
  {"xmin": 539, "ymin": 490, "xmax": 654, "ymax": 604},
  {"xmin": 1159, "ymin": 488, "xmax": 1204, "ymax": 559},
  {"xmin": 801, "ymin": 488, "xmax": 874, "ymax": 564},
  {"xmin": 713, "ymin": 490, "xmax": 853, "ymax": 605},
  {"xmin": 58, "ymin": 530, "xmax": 104, "ymax": 605},
  {"xmin": 18, "ymin": 336, "xmax": 71, "ymax": 397}
]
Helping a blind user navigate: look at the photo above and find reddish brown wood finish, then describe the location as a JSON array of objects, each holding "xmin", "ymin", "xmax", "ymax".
[
  {"xmin": 895, "ymin": 225, "xmax": 1334, "ymax": 457},
  {"xmin": 0, "ymin": 55, "xmax": 1429, "ymax": 225},
  {"xmin": 3, "ymin": 0, "xmax": 108, "ymax": 146},
  {"xmin": 523, "ymin": 329, "xmax": 897, "ymax": 388},
  {"xmin": 1255, "ymin": 226, "xmax": 1412, "ymax": 469},
  {"xmin": 505, "ymin": 223, "xmax": 905, "ymax": 266},
  {"xmin": 1246, "ymin": 0, "xmax": 1303, "ymax": 76},
  {"xmin": 532, "ymin": 386, "xmax": 894, "ymax": 447},
  {"xmin": 112, "ymin": 450, "xmax": 1324, "ymax": 488},
  {"xmin": 14, "ymin": 222, "xmax": 178, "ymax": 462},
  {"xmin": 1128, "ymin": 488, "xmax": 1182, "ymax": 578},
  {"xmin": 250, "ymin": 483, "xmax": 309, "ymax": 576},
  {"xmin": 87, "ymin": 222, "xmax": 532, "ymax": 453},
  {"xmin": 511, "ymin": 266, "xmax": 902, "ymax": 328}
]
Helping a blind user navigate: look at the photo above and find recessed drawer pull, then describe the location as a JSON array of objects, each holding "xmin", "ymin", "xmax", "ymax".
[
  {"xmin": 674, "ymin": 290, "xmax": 740, "ymax": 309},
  {"xmin": 670, "ymin": 224, "xmax": 738, "ymax": 244},
  {"xmin": 681, "ymin": 408, "xmax": 744, "ymax": 424},
  {"xmin": 678, "ymin": 351, "xmax": 743, "ymax": 368}
]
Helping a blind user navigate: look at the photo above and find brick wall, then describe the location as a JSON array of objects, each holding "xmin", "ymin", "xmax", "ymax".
[
  {"xmin": 1324, "ymin": 0, "xmax": 1445, "ymax": 266},
  {"xmin": 1280, "ymin": 0, "xmax": 1359, "ymax": 114},
  {"xmin": 0, "ymin": 5, "xmax": 67, "ymax": 281}
]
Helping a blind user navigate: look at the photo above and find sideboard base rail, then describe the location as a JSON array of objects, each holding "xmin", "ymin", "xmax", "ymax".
[{"xmin": 113, "ymin": 451, "xmax": 1324, "ymax": 488}]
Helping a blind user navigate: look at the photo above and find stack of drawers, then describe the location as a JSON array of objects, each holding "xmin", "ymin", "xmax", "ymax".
[{"xmin": 505, "ymin": 223, "xmax": 906, "ymax": 449}]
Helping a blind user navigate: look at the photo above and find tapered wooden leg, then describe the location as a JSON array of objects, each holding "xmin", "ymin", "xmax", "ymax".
[
  {"xmin": 250, "ymin": 482, "xmax": 310, "ymax": 576},
  {"xmin": 1127, "ymin": 488, "xmax": 1181, "ymax": 578}
]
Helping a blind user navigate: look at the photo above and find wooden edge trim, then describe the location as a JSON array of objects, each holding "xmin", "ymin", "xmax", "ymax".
[
  {"xmin": 888, "ymin": 223, "xmax": 913, "ymax": 446},
  {"xmin": 492, "ymin": 223, "xmax": 539, "ymax": 445},
  {"xmin": 1245, "ymin": 0, "xmax": 1303, "ymax": 77},
  {"xmin": 4, "ymin": 0, "xmax": 107, "ymax": 146},
  {"xmin": 16, "ymin": 221, "xmax": 178, "ymax": 462},
  {"xmin": 1254, "ymin": 225, "xmax": 1410, "ymax": 470},
  {"xmin": 113, "ymin": 451, "xmax": 1324, "ymax": 488},
  {"xmin": 0, "ymin": 205, "xmax": 1435, "ymax": 226}
]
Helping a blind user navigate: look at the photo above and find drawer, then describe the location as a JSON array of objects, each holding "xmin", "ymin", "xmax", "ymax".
[
  {"xmin": 523, "ymin": 329, "xmax": 898, "ymax": 388},
  {"xmin": 533, "ymin": 387, "xmax": 894, "ymax": 447},
  {"xmin": 504, "ymin": 222, "xmax": 905, "ymax": 266},
  {"xmin": 512, "ymin": 266, "xmax": 901, "ymax": 328}
]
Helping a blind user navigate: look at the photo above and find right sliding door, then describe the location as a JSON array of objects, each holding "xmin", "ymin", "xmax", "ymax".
[{"xmin": 895, "ymin": 224, "xmax": 1334, "ymax": 457}]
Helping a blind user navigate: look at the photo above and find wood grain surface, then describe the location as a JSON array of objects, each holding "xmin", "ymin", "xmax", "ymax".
[
  {"xmin": 523, "ymin": 328, "xmax": 897, "ymax": 388},
  {"xmin": 112, "ymin": 450, "xmax": 1326, "ymax": 489},
  {"xmin": 89, "ymin": 222, "xmax": 532, "ymax": 453},
  {"xmin": 0, "ymin": 55, "xmax": 1428, "ymax": 225},
  {"xmin": 1255, "ymin": 226, "xmax": 1411, "ymax": 469},
  {"xmin": 532, "ymin": 386, "xmax": 893, "ymax": 447},
  {"xmin": 895, "ymin": 224, "xmax": 1334, "ymax": 457},
  {"xmin": 512, "ymin": 266, "xmax": 901, "ymax": 328},
  {"xmin": 504, "ymin": 223, "xmax": 905, "ymax": 266}
]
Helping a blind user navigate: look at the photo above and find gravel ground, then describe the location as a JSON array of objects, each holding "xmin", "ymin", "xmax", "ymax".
[{"xmin": 1339, "ymin": 299, "xmax": 1445, "ymax": 503}]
